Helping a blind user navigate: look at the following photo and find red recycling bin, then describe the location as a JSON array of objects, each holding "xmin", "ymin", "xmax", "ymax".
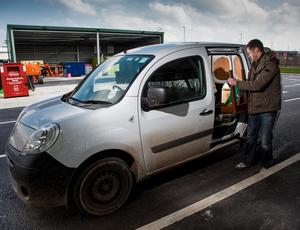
[{"xmin": 1, "ymin": 63, "xmax": 29, "ymax": 98}]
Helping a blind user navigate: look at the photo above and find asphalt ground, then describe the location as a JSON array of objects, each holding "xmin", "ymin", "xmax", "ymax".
[{"xmin": 0, "ymin": 74, "xmax": 299, "ymax": 230}]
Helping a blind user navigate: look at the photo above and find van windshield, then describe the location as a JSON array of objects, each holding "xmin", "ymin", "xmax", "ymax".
[{"xmin": 70, "ymin": 55, "xmax": 153, "ymax": 105}]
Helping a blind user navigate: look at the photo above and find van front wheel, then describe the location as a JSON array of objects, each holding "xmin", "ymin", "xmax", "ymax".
[{"xmin": 73, "ymin": 157, "xmax": 133, "ymax": 216}]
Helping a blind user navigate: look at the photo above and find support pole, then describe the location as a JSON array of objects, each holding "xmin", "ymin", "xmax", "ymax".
[{"xmin": 96, "ymin": 32, "xmax": 100, "ymax": 65}]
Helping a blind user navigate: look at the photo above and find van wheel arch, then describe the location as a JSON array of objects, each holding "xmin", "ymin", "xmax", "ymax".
[{"xmin": 66, "ymin": 150, "xmax": 138, "ymax": 214}]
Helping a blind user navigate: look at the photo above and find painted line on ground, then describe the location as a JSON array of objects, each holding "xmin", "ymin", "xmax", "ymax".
[
  {"xmin": 282, "ymin": 75, "xmax": 300, "ymax": 80},
  {"xmin": 282, "ymin": 74, "xmax": 300, "ymax": 77},
  {"xmin": 137, "ymin": 152, "xmax": 300, "ymax": 230},
  {"xmin": 282, "ymin": 91, "xmax": 288, "ymax": 94},
  {"xmin": 284, "ymin": 97, "xmax": 300, "ymax": 102},
  {"xmin": 283, "ymin": 78, "xmax": 300, "ymax": 82},
  {"xmin": 0, "ymin": 154, "xmax": 6, "ymax": 158},
  {"xmin": 0, "ymin": 120, "xmax": 16, "ymax": 125},
  {"xmin": 284, "ymin": 83, "xmax": 300, "ymax": 88}
]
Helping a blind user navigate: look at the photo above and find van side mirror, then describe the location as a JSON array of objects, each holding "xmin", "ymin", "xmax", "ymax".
[{"xmin": 142, "ymin": 86, "xmax": 170, "ymax": 111}]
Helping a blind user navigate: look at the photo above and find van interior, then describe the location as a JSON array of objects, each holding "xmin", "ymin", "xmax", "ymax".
[{"xmin": 210, "ymin": 53, "xmax": 248, "ymax": 141}]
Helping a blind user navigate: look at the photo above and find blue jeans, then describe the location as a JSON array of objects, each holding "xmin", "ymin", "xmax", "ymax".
[{"xmin": 244, "ymin": 112, "xmax": 277, "ymax": 167}]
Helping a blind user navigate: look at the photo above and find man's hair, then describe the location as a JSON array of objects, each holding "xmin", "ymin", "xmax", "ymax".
[{"xmin": 246, "ymin": 39, "xmax": 264, "ymax": 52}]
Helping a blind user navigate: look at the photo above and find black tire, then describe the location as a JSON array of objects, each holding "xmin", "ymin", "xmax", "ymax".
[
  {"xmin": 73, "ymin": 157, "xmax": 133, "ymax": 216},
  {"xmin": 38, "ymin": 76, "xmax": 44, "ymax": 84}
]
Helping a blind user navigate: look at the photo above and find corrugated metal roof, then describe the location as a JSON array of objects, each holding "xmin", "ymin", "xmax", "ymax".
[
  {"xmin": 7, "ymin": 24, "xmax": 163, "ymax": 45},
  {"xmin": 7, "ymin": 24, "xmax": 163, "ymax": 37}
]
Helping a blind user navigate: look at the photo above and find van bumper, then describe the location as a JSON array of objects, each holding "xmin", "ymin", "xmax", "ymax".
[{"xmin": 5, "ymin": 143, "xmax": 75, "ymax": 208}]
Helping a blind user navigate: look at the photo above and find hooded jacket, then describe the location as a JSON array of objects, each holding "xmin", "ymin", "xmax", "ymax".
[{"xmin": 237, "ymin": 51, "xmax": 281, "ymax": 114}]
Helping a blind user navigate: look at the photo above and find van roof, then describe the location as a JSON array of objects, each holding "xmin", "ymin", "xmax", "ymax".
[{"xmin": 123, "ymin": 42, "xmax": 244, "ymax": 57}]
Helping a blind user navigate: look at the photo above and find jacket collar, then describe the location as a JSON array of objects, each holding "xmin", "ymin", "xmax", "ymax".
[{"xmin": 253, "ymin": 52, "xmax": 276, "ymax": 74}]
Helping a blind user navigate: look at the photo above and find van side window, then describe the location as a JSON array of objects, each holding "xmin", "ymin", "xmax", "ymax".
[{"xmin": 144, "ymin": 56, "xmax": 206, "ymax": 107}]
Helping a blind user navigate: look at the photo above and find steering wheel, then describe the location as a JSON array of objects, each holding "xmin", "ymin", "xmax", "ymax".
[{"xmin": 112, "ymin": 85, "xmax": 124, "ymax": 91}]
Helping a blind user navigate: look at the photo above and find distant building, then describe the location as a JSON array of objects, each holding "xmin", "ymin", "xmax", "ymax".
[
  {"xmin": 6, "ymin": 24, "xmax": 164, "ymax": 66},
  {"xmin": 0, "ymin": 46, "xmax": 9, "ymax": 62},
  {"xmin": 275, "ymin": 51, "xmax": 300, "ymax": 67}
]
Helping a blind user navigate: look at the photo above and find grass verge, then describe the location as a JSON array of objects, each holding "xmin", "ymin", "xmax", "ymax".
[{"xmin": 280, "ymin": 67, "xmax": 300, "ymax": 74}]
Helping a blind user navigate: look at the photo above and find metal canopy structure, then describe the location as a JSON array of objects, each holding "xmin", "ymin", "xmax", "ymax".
[{"xmin": 6, "ymin": 24, "xmax": 164, "ymax": 64}]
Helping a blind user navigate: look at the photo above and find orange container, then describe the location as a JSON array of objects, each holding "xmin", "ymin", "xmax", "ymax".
[{"xmin": 25, "ymin": 63, "xmax": 41, "ymax": 76}]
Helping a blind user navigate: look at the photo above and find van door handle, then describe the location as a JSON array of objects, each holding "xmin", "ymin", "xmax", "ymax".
[{"xmin": 200, "ymin": 109, "xmax": 213, "ymax": 116}]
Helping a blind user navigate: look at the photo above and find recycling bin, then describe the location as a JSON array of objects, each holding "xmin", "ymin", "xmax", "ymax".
[{"xmin": 1, "ymin": 63, "xmax": 29, "ymax": 98}]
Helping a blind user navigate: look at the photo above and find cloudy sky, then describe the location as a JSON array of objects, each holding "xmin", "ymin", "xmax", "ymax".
[{"xmin": 0, "ymin": 0, "xmax": 299, "ymax": 51}]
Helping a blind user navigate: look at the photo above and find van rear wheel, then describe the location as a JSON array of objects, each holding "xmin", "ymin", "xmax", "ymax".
[{"xmin": 73, "ymin": 157, "xmax": 133, "ymax": 216}]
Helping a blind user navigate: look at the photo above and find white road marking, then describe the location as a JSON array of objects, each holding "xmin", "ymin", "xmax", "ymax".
[
  {"xmin": 284, "ymin": 79, "xmax": 300, "ymax": 82},
  {"xmin": 0, "ymin": 120, "xmax": 16, "ymax": 125},
  {"xmin": 284, "ymin": 77, "xmax": 300, "ymax": 81},
  {"xmin": 137, "ymin": 152, "xmax": 300, "ymax": 230},
  {"xmin": 284, "ymin": 97, "xmax": 300, "ymax": 102},
  {"xmin": 0, "ymin": 154, "xmax": 6, "ymax": 158},
  {"xmin": 282, "ymin": 91, "xmax": 288, "ymax": 94},
  {"xmin": 284, "ymin": 83, "xmax": 300, "ymax": 88}
]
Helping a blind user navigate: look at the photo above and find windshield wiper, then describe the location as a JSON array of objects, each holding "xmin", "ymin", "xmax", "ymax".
[
  {"xmin": 81, "ymin": 100, "xmax": 112, "ymax": 104},
  {"xmin": 68, "ymin": 97, "xmax": 112, "ymax": 105}
]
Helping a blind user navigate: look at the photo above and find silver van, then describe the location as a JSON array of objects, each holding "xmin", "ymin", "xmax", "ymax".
[{"xmin": 6, "ymin": 43, "xmax": 250, "ymax": 216}]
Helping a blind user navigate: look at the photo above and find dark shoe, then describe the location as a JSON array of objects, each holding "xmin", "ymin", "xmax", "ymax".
[
  {"xmin": 235, "ymin": 162, "xmax": 249, "ymax": 169},
  {"xmin": 260, "ymin": 167, "xmax": 266, "ymax": 172},
  {"xmin": 262, "ymin": 161, "xmax": 274, "ymax": 169}
]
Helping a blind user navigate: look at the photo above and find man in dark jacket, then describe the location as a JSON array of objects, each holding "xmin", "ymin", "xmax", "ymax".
[{"xmin": 228, "ymin": 39, "xmax": 281, "ymax": 169}]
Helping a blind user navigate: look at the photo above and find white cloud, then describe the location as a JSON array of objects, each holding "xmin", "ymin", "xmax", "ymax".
[
  {"xmin": 149, "ymin": 2, "xmax": 190, "ymax": 25},
  {"xmin": 270, "ymin": 2, "xmax": 300, "ymax": 26},
  {"xmin": 88, "ymin": 0, "xmax": 300, "ymax": 50},
  {"xmin": 0, "ymin": 0, "xmax": 299, "ymax": 51},
  {"xmin": 144, "ymin": 0, "xmax": 299, "ymax": 50},
  {"xmin": 58, "ymin": 0, "xmax": 96, "ymax": 16},
  {"xmin": 215, "ymin": 0, "xmax": 267, "ymax": 20},
  {"xmin": 30, "ymin": 0, "xmax": 300, "ymax": 50}
]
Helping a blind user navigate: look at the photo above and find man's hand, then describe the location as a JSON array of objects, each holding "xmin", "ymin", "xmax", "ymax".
[{"xmin": 228, "ymin": 77, "xmax": 237, "ymax": 86}]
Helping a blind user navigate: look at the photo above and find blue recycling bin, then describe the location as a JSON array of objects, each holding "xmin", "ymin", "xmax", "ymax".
[{"xmin": 63, "ymin": 62, "xmax": 87, "ymax": 76}]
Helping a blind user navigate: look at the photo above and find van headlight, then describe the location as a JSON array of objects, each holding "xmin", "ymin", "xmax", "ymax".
[{"xmin": 22, "ymin": 123, "xmax": 60, "ymax": 155}]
